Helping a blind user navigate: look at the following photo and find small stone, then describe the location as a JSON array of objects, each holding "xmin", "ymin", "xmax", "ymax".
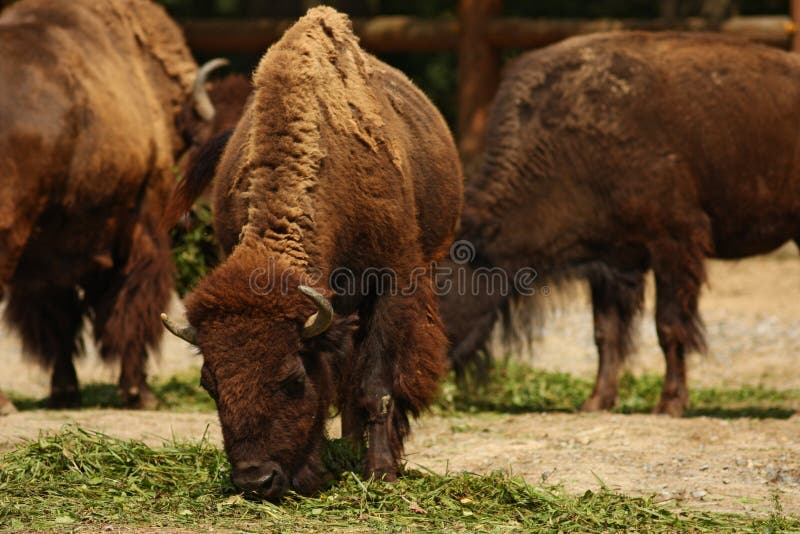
[
  {"xmin": 699, "ymin": 465, "xmax": 709, "ymax": 471},
  {"xmin": 692, "ymin": 490, "xmax": 707, "ymax": 499}
]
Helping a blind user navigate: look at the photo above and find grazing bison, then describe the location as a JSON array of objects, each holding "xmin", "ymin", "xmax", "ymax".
[
  {"xmin": 443, "ymin": 32, "xmax": 800, "ymax": 417},
  {"xmin": 161, "ymin": 7, "xmax": 462, "ymax": 499},
  {"xmin": 0, "ymin": 0, "xmax": 231, "ymax": 412}
]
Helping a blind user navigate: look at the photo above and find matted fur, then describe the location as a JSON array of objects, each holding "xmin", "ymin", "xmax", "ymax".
[
  {"xmin": 443, "ymin": 31, "xmax": 800, "ymax": 416},
  {"xmin": 177, "ymin": 7, "xmax": 462, "ymax": 498}
]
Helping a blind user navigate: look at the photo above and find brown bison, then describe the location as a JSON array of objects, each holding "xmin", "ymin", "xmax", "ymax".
[
  {"xmin": 161, "ymin": 7, "xmax": 462, "ymax": 499},
  {"xmin": 0, "ymin": 0, "xmax": 233, "ymax": 413},
  {"xmin": 442, "ymin": 32, "xmax": 800, "ymax": 417}
]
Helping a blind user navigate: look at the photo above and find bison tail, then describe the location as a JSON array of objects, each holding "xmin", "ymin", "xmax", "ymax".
[{"xmin": 162, "ymin": 129, "xmax": 232, "ymax": 229}]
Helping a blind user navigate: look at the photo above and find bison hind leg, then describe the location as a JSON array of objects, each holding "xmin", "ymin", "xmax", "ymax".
[
  {"xmin": 91, "ymin": 220, "xmax": 172, "ymax": 410},
  {"xmin": 581, "ymin": 268, "xmax": 646, "ymax": 412},
  {"xmin": 651, "ymin": 238, "xmax": 709, "ymax": 417},
  {"xmin": 4, "ymin": 285, "xmax": 84, "ymax": 408}
]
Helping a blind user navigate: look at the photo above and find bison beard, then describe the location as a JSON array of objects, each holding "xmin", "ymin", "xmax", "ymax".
[
  {"xmin": 162, "ymin": 7, "xmax": 462, "ymax": 499},
  {"xmin": 443, "ymin": 31, "xmax": 800, "ymax": 417},
  {"xmin": 0, "ymin": 0, "xmax": 234, "ymax": 411}
]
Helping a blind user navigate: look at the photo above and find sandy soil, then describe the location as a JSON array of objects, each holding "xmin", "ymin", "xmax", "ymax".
[{"xmin": 1, "ymin": 244, "xmax": 799, "ymax": 516}]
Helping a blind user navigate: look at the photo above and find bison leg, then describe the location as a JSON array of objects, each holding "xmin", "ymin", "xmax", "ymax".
[
  {"xmin": 652, "ymin": 264, "xmax": 705, "ymax": 417},
  {"xmin": 0, "ymin": 389, "xmax": 17, "ymax": 415},
  {"xmin": 361, "ymin": 350, "xmax": 398, "ymax": 481},
  {"xmin": 358, "ymin": 279, "xmax": 448, "ymax": 481},
  {"xmin": 91, "ymin": 219, "xmax": 172, "ymax": 410},
  {"xmin": 4, "ymin": 285, "xmax": 84, "ymax": 408},
  {"xmin": 340, "ymin": 398, "xmax": 366, "ymax": 448},
  {"xmin": 582, "ymin": 271, "xmax": 645, "ymax": 412}
]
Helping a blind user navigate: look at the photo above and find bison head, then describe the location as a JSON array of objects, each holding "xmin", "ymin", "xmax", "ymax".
[
  {"xmin": 161, "ymin": 251, "xmax": 346, "ymax": 500},
  {"xmin": 178, "ymin": 60, "xmax": 251, "ymax": 152}
]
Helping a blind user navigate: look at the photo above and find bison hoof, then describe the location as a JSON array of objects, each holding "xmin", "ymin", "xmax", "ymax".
[
  {"xmin": 365, "ymin": 462, "xmax": 398, "ymax": 483},
  {"xmin": 47, "ymin": 388, "xmax": 81, "ymax": 409},
  {"xmin": 652, "ymin": 396, "xmax": 688, "ymax": 417},
  {"xmin": 121, "ymin": 384, "xmax": 159, "ymax": 410},
  {"xmin": 0, "ymin": 393, "xmax": 17, "ymax": 415},
  {"xmin": 580, "ymin": 394, "xmax": 617, "ymax": 412}
]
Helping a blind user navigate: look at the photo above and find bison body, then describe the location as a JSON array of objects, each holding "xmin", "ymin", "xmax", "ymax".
[
  {"xmin": 163, "ymin": 7, "xmax": 462, "ymax": 499},
  {"xmin": 0, "ymin": 0, "xmax": 226, "ymax": 411},
  {"xmin": 444, "ymin": 32, "xmax": 800, "ymax": 416}
]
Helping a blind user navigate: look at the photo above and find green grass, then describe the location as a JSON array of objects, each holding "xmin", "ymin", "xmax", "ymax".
[
  {"xmin": 439, "ymin": 361, "xmax": 800, "ymax": 419},
  {"xmin": 170, "ymin": 202, "xmax": 219, "ymax": 297},
  {"xmin": 8, "ymin": 370, "xmax": 215, "ymax": 413},
  {"xmin": 10, "ymin": 362, "xmax": 800, "ymax": 419},
  {"xmin": 0, "ymin": 427, "xmax": 796, "ymax": 532}
]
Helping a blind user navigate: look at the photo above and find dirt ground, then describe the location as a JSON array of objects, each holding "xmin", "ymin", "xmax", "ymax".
[{"xmin": 1, "ymin": 244, "xmax": 799, "ymax": 516}]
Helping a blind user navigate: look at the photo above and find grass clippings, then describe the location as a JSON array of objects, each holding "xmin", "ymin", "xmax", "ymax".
[{"xmin": 0, "ymin": 427, "xmax": 797, "ymax": 532}]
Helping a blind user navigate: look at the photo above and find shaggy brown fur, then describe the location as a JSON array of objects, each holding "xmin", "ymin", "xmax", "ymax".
[
  {"xmin": 442, "ymin": 31, "xmax": 800, "ymax": 417},
  {"xmin": 170, "ymin": 7, "xmax": 462, "ymax": 499},
  {"xmin": 0, "ymin": 0, "xmax": 231, "ymax": 411}
]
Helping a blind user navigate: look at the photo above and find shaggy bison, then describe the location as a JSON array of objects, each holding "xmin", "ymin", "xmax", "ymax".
[
  {"xmin": 0, "ymin": 0, "xmax": 231, "ymax": 412},
  {"xmin": 161, "ymin": 7, "xmax": 462, "ymax": 499},
  {"xmin": 443, "ymin": 32, "xmax": 800, "ymax": 417}
]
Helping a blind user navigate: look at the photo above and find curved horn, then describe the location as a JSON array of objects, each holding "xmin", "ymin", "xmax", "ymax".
[
  {"xmin": 192, "ymin": 58, "xmax": 230, "ymax": 122},
  {"xmin": 298, "ymin": 286, "xmax": 333, "ymax": 338},
  {"xmin": 160, "ymin": 313, "xmax": 198, "ymax": 345}
]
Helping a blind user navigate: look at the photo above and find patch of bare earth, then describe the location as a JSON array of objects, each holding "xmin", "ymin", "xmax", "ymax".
[{"xmin": 1, "ymin": 245, "xmax": 799, "ymax": 516}]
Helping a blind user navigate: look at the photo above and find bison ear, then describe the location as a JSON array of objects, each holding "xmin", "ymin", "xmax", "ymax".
[
  {"xmin": 160, "ymin": 313, "xmax": 198, "ymax": 345},
  {"xmin": 298, "ymin": 286, "xmax": 334, "ymax": 338},
  {"xmin": 193, "ymin": 58, "xmax": 230, "ymax": 121}
]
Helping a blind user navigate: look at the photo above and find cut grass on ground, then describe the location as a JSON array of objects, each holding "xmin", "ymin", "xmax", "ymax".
[
  {"xmin": 0, "ymin": 427, "xmax": 796, "ymax": 533},
  {"xmin": 9, "ymin": 362, "xmax": 800, "ymax": 418}
]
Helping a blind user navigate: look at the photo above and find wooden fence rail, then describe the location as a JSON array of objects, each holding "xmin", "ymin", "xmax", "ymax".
[
  {"xmin": 182, "ymin": 15, "xmax": 795, "ymax": 54},
  {"xmin": 180, "ymin": 12, "xmax": 797, "ymax": 165}
]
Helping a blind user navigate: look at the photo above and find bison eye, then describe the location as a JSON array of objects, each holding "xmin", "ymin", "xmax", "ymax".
[{"xmin": 281, "ymin": 372, "xmax": 306, "ymax": 398}]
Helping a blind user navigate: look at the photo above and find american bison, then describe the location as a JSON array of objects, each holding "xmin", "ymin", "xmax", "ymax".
[
  {"xmin": 443, "ymin": 32, "xmax": 800, "ymax": 417},
  {"xmin": 161, "ymin": 7, "xmax": 462, "ymax": 499},
  {"xmin": 0, "ymin": 0, "xmax": 232, "ymax": 413}
]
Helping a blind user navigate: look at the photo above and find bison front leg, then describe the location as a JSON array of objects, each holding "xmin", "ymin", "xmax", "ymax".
[
  {"xmin": 92, "ymin": 220, "xmax": 172, "ymax": 409},
  {"xmin": 340, "ymin": 397, "xmax": 366, "ymax": 448},
  {"xmin": 357, "ymin": 281, "xmax": 448, "ymax": 481},
  {"xmin": 582, "ymin": 271, "xmax": 645, "ymax": 412},
  {"xmin": 357, "ymin": 309, "xmax": 399, "ymax": 480},
  {"xmin": 362, "ymin": 363, "xmax": 398, "ymax": 482}
]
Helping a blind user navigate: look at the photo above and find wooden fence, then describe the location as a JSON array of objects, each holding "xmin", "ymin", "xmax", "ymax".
[{"xmin": 180, "ymin": 0, "xmax": 800, "ymax": 165}]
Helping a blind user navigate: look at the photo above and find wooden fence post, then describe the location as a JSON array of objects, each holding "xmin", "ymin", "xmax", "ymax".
[
  {"xmin": 458, "ymin": 0, "xmax": 502, "ymax": 171},
  {"xmin": 792, "ymin": 0, "xmax": 800, "ymax": 50}
]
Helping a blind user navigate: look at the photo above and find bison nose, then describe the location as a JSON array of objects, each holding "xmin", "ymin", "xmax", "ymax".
[{"xmin": 231, "ymin": 461, "xmax": 282, "ymax": 493}]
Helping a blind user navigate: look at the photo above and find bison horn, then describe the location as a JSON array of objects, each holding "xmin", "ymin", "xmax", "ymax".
[
  {"xmin": 160, "ymin": 313, "xmax": 198, "ymax": 345},
  {"xmin": 192, "ymin": 58, "xmax": 230, "ymax": 122},
  {"xmin": 298, "ymin": 286, "xmax": 333, "ymax": 338}
]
